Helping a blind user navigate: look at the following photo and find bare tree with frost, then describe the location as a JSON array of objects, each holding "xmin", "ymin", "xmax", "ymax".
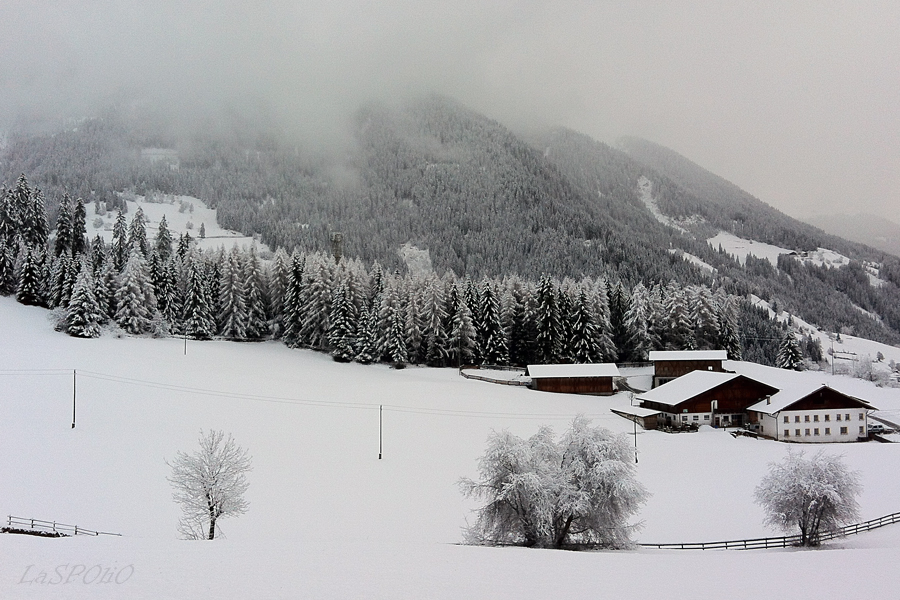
[
  {"xmin": 459, "ymin": 416, "xmax": 648, "ymax": 549},
  {"xmin": 754, "ymin": 449, "xmax": 860, "ymax": 547},
  {"xmin": 167, "ymin": 430, "xmax": 252, "ymax": 540}
]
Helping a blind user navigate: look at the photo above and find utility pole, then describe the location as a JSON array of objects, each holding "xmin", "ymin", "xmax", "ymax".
[
  {"xmin": 378, "ymin": 405, "xmax": 383, "ymax": 460},
  {"xmin": 71, "ymin": 369, "xmax": 76, "ymax": 429}
]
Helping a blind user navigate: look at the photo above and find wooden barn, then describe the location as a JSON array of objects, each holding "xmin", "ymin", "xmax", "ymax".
[
  {"xmin": 525, "ymin": 364, "xmax": 620, "ymax": 395},
  {"xmin": 637, "ymin": 371, "xmax": 778, "ymax": 428},
  {"xmin": 648, "ymin": 350, "xmax": 728, "ymax": 388},
  {"xmin": 748, "ymin": 384, "xmax": 876, "ymax": 443}
]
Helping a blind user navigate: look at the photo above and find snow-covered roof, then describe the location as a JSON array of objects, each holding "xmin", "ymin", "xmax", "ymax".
[
  {"xmin": 748, "ymin": 383, "xmax": 875, "ymax": 415},
  {"xmin": 648, "ymin": 350, "xmax": 728, "ymax": 362},
  {"xmin": 636, "ymin": 371, "xmax": 741, "ymax": 406},
  {"xmin": 526, "ymin": 363, "xmax": 620, "ymax": 379},
  {"xmin": 610, "ymin": 406, "xmax": 662, "ymax": 418}
]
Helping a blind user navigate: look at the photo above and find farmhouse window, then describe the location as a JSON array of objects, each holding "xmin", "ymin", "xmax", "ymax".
[
  {"xmin": 836, "ymin": 414, "xmax": 842, "ymax": 421},
  {"xmin": 859, "ymin": 426, "xmax": 865, "ymax": 434},
  {"xmin": 814, "ymin": 429, "xmax": 819, "ymax": 436},
  {"xmin": 825, "ymin": 428, "xmax": 830, "ymax": 435},
  {"xmin": 805, "ymin": 429, "xmax": 810, "ymax": 436},
  {"xmin": 783, "ymin": 416, "xmax": 789, "ymax": 423},
  {"xmin": 794, "ymin": 416, "xmax": 800, "ymax": 423},
  {"xmin": 784, "ymin": 430, "xmax": 790, "ymax": 437},
  {"xmin": 824, "ymin": 414, "xmax": 830, "ymax": 422},
  {"xmin": 840, "ymin": 427, "xmax": 848, "ymax": 435},
  {"xmin": 804, "ymin": 415, "xmax": 810, "ymax": 422},
  {"xmin": 859, "ymin": 413, "xmax": 864, "ymax": 420},
  {"xmin": 813, "ymin": 415, "xmax": 819, "ymax": 422},
  {"xmin": 845, "ymin": 414, "xmax": 850, "ymax": 420},
  {"xmin": 795, "ymin": 429, "xmax": 801, "ymax": 436}
]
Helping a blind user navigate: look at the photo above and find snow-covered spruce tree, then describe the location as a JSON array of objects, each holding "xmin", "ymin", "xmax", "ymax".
[
  {"xmin": 20, "ymin": 181, "xmax": 49, "ymax": 249},
  {"xmin": 0, "ymin": 185, "xmax": 21, "ymax": 246},
  {"xmin": 167, "ymin": 429, "xmax": 252, "ymax": 541},
  {"xmin": 183, "ymin": 258, "xmax": 217, "ymax": 340},
  {"xmin": 282, "ymin": 250, "xmax": 306, "ymax": 347},
  {"xmin": 535, "ymin": 276, "xmax": 561, "ymax": 364},
  {"xmin": 754, "ymin": 449, "xmax": 860, "ymax": 547},
  {"xmin": 54, "ymin": 193, "xmax": 73, "ymax": 257},
  {"xmin": 112, "ymin": 210, "xmax": 128, "ymax": 271},
  {"xmin": 218, "ymin": 245, "xmax": 248, "ymax": 340},
  {"xmin": 267, "ymin": 248, "xmax": 290, "ymax": 337},
  {"xmin": 16, "ymin": 245, "xmax": 45, "ymax": 307},
  {"xmin": 353, "ymin": 302, "xmax": 377, "ymax": 364},
  {"xmin": 449, "ymin": 297, "xmax": 477, "ymax": 367},
  {"xmin": 421, "ymin": 274, "xmax": 449, "ymax": 366},
  {"xmin": 47, "ymin": 252, "xmax": 77, "ymax": 308},
  {"xmin": 689, "ymin": 285, "xmax": 719, "ymax": 350},
  {"xmin": 243, "ymin": 245, "xmax": 269, "ymax": 340},
  {"xmin": 378, "ymin": 278, "xmax": 408, "ymax": 365},
  {"xmin": 478, "ymin": 280, "xmax": 509, "ymax": 365},
  {"xmin": 664, "ymin": 281, "xmax": 695, "ymax": 350},
  {"xmin": 776, "ymin": 330, "xmax": 804, "ymax": 371},
  {"xmin": 715, "ymin": 294, "xmax": 742, "ymax": 360},
  {"xmin": 114, "ymin": 248, "xmax": 158, "ymax": 335},
  {"xmin": 155, "ymin": 214, "xmax": 173, "ymax": 263},
  {"xmin": 328, "ymin": 282, "xmax": 357, "ymax": 362},
  {"xmin": 404, "ymin": 283, "xmax": 425, "ymax": 364},
  {"xmin": 128, "ymin": 207, "xmax": 149, "ymax": 257},
  {"xmin": 0, "ymin": 238, "xmax": 16, "ymax": 296},
  {"xmin": 65, "ymin": 259, "xmax": 103, "ymax": 338},
  {"xmin": 555, "ymin": 282, "xmax": 576, "ymax": 362},
  {"xmin": 71, "ymin": 197, "xmax": 87, "ymax": 256},
  {"xmin": 570, "ymin": 287, "xmax": 601, "ymax": 363},
  {"xmin": 299, "ymin": 254, "xmax": 334, "ymax": 349},
  {"xmin": 586, "ymin": 278, "xmax": 617, "ymax": 362},
  {"xmin": 608, "ymin": 280, "xmax": 632, "ymax": 361},
  {"xmin": 623, "ymin": 282, "xmax": 652, "ymax": 361},
  {"xmin": 459, "ymin": 416, "xmax": 649, "ymax": 549}
]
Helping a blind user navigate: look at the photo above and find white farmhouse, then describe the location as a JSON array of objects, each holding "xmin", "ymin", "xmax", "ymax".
[{"xmin": 747, "ymin": 384, "xmax": 876, "ymax": 443}]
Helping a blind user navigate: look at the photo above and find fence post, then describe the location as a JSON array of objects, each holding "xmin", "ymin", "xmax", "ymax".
[{"xmin": 74, "ymin": 525, "xmax": 78, "ymax": 535}]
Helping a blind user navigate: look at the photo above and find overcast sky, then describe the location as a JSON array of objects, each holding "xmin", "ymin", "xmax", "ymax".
[{"xmin": 1, "ymin": 1, "xmax": 897, "ymax": 220}]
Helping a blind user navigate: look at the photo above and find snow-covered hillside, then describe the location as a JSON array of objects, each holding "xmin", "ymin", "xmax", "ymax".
[
  {"xmin": 89, "ymin": 193, "xmax": 267, "ymax": 253},
  {"xmin": 2, "ymin": 297, "xmax": 900, "ymax": 599}
]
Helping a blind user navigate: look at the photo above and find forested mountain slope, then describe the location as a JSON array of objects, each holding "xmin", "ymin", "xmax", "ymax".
[{"xmin": 1, "ymin": 96, "xmax": 899, "ymax": 345}]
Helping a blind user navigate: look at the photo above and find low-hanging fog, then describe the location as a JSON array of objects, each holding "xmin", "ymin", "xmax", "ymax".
[{"xmin": 1, "ymin": 0, "xmax": 897, "ymax": 219}]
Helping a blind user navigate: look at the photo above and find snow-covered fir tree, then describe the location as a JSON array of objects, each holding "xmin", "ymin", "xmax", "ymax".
[
  {"xmin": 183, "ymin": 258, "xmax": 216, "ymax": 340},
  {"xmin": 479, "ymin": 280, "xmax": 509, "ymax": 365},
  {"xmin": 282, "ymin": 250, "xmax": 305, "ymax": 347},
  {"xmin": 690, "ymin": 285, "xmax": 719, "ymax": 350},
  {"xmin": 377, "ymin": 277, "xmax": 408, "ymax": 365},
  {"xmin": 114, "ymin": 248, "xmax": 158, "ymax": 334},
  {"xmin": 535, "ymin": 276, "xmax": 561, "ymax": 363},
  {"xmin": 218, "ymin": 245, "xmax": 248, "ymax": 340},
  {"xmin": 128, "ymin": 207, "xmax": 149, "ymax": 257},
  {"xmin": 776, "ymin": 330, "xmax": 804, "ymax": 370},
  {"xmin": 16, "ymin": 246, "xmax": 45, "ymax": 306},
  {"xmin": 243, "ymin": 245, "xmax": 269, "ymax": 339},
  {"xmin": 299, "ymin": 254, "xmax": 334, "ymax": 349},
  {"xmin": 0, "ymin": 239, "xmax": 16, "ymax": 296},
  {"xmin": 54, "ymin": 194, "xmax": 74, "ymax": 257},
  {"xmin": 112, "ymin": 210, "xmax": 128, "ymax": 271},
  {"xmin": 421, "ymin": 274, "xmax": 449, "ymax": 366},
  {"xmin": 71, "ymin": 197, "xmax": 87, "ymax": 256},
  {"xmin": 267, "ymin": 248, "xmax": 290, "ymax": 337},
  {"xmin": 449, "ymin": 297, "xmax": 477, "ymax": 366},
  {"xmin": 328, "ymin": 282, "xmax": 357, "ymax": 362},
  {"xmin": 715, "ymin": 293, "xmax": 742, "ymax": 360},
  {"xmin": 569, "ymin": 287, "xmax": 601, "ymax": 363},
  {"xmin": 623, "ymin": 282, "xmax": 652, "ymax": 361},
  {"xmin": 155, "ymin": 214, "xmax": 173, "ymax": 263},
  {"xmin": 353, "ymin": 302, "xmax": 377, "ymax": 364},
  {"xmin": 404, "ymin": 282, "xmax": 425, "ymax": 364},
  {"xmin": 65, "ymin": 259, "xmax": 103, "ymax": 338}
]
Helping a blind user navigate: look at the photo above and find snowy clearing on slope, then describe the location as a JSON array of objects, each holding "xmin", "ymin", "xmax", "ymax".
[
  {"xmin": 2, "ymin": 297, "xmax": 900, "ymax": 599},
  {"xmin": 89, "ymin": 193, "xmax": 269, "ymax": 254},
  {"xmin": 667, "ymin": 248, "xmax": 715, "ymax": 275},
  {"xmin": 636, "ymin": 176, "xmax": 688, "ymax": 234},
  {"xmin": 709, "ymin": 231, "xmax": 859, "ymax": 274}
]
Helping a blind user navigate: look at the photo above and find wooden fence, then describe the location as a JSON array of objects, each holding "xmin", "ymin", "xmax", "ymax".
[
  {"xmin": 459, "ymin": 365, "xmax": 530, "ymax": 387},
  {"xmin": 641, "ymin": 510, "xmax": 900, "ymax": 550},
  {"xmin": 5, "ymin": 515, "xmax": 121, "ymax": 537}
]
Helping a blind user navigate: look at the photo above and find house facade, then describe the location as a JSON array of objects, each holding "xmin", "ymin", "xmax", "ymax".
[
  {"xmin": 637, "ymin": 371, "xmax": 779, "ymax": 428},
  {"xmin": 748, "ymin": 385, "xmax": 876, "ymax": 443},
  {"xmin": 648, "ymin": 350, "xmax": 728, "ymax": 388}
]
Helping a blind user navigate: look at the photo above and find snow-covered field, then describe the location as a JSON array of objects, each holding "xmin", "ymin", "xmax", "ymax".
[
  {"xmin": 90, "ymin": 194, "xmax": 267, "ymax": 253},
  {"xmin": 2, "ymin": 297, "xmax": 900, "ymax": 599},
  {"xmin": 708, "ymin": 231, "xmax": 856, "ymax": 273}
]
